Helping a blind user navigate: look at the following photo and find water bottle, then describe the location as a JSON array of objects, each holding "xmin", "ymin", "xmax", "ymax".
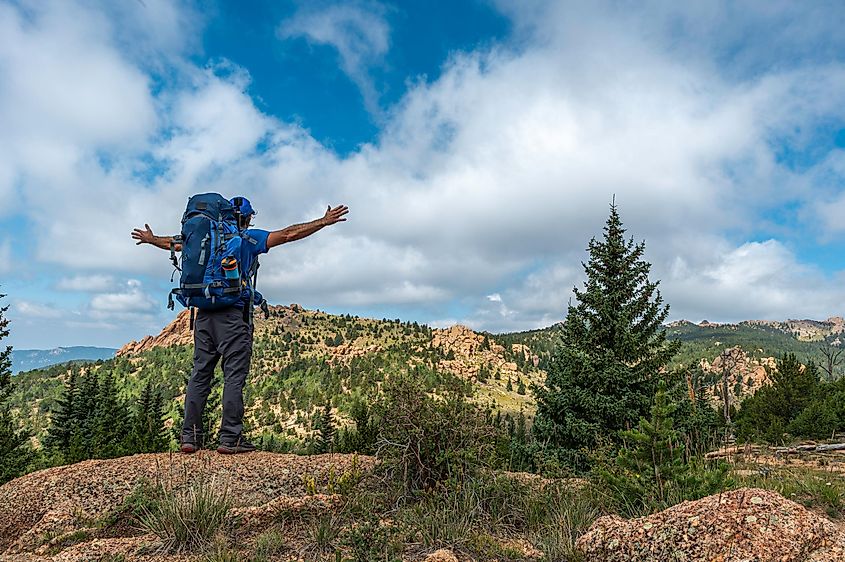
[{"xmin": 222, "ymin": 257, "xmax": 240, "ymax": 280}]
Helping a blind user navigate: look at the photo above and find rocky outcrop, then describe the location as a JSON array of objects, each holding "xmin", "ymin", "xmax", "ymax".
[
  {"xmin": 423, "ymin": 549, "xmax": 459, "ymax": 562},
  {"xmin": 431, "ymin": 325, "xmax": 537, "ymax": 380},
  {"xmin": 116, "ymin": 304, "xmax": 306, "ymax": 356},
  {"xmin": 0, "ymin": 451, "xmax": 374, "ymax": 557},
  {"xmin": 576, "ymin": 488, "xmax": 845, "ymax": 561},
  {"xmin": 698, "ymin": 346, "xmax": 776, "ymax": 403},
  {"xmin": 115, "ymin": 309, "xmax": 192, "ymax": 356}
]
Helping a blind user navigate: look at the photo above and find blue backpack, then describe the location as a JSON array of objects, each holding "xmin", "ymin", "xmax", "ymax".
[{"xmin": 167, "ymin": 193, "xmax": 261, "ymax": 319}]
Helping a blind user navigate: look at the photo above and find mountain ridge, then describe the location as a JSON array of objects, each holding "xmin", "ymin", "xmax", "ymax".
[{"xmin": 11, "ymin": 346, "xmax": 116, "ymax": 375}]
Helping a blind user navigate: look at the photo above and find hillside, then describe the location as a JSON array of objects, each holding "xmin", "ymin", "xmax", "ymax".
[
  {"xmin": 499, "ymin": 317, "xmax": 845, "ymax": 369},
  {"xmin": 9, "ymin": 304, "xmax": 544, "ymax": 448},
  {"xmin": 12, "ymin": 308, "xmax": 845, "ymax": 449}
]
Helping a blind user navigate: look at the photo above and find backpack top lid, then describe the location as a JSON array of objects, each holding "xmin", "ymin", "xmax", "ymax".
[{"xmin": 183, "ymin": 193, "xmax": 236, "ymax": 224}]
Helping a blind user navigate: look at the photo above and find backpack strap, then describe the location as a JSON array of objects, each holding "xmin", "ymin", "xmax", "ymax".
[
  {"xmin": 170, "ymin": 235, "xmax": 182, "ymax": 271},
  {"xmin": 167, "ymin": 288, "xmax": 178, "ymax": 310}
]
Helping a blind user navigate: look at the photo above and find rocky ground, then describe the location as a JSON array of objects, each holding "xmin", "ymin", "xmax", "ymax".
[
  {"xmin": 0, "ymin": 451, "xmax": 375, "ymax": 561},
  {"xmin": 577, "ymin": 488, "xmax": 845, "ymax": 562},
  {"xmin": 5, "ymin": 451, "xmax": 845, "ymax": 561}
]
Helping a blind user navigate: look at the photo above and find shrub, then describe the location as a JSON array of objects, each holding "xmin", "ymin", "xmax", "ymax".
[
  {"xmin": 341, "ymin": 516, "xmax": 403, "ymax": 562},
  {"xmin": 374, "ymin": 370, "xmax": 499, "ymax": 495}
]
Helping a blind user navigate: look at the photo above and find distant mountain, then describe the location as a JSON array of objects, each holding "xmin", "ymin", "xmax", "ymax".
[{"xmin": 11, "ymin": 346, "xmax": 116, "ymax": 374}]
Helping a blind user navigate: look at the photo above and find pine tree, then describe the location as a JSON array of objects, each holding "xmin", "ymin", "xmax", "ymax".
[
  {"xmin": 148, "ymin": 390, "xmax": 169, "ymax": 452},
  {"xmin": 534, "ymin": 202, "xmax": 680, "ymax": 470},
  {"xmin": 201, "ymin": 383, "xmax": 222, "ymax": 449},
  {"xmin": 131, "ymin": 381, "xmax": 169, "ymax": 453},
  {"xmin": 131, "ymin": 381, "xmax": 154, "ymax": 452},
  {"xmin": 735, "ymin": 354, "xmax": 819, "ymax": 443},
  {"xmin": 67, "ymin": 370, "xmax": 100, "ymax": 462},
  {"xmin": 610, "ymin": 380, "xmax": 685, "ymax": 507},
  {"xmin": 315, "ymin": 402, "xmax": 335, "ymax": 454},
  {"xmin": 0, "ymin": 290, "xmax": 33, "ymax": 484},
  {"xmin": 45, "ymin": 368, "xmax": 80, "ymax": 452},
  {"xmin": 599, "ymin": 381, "xmax": 727, "ymax": 515},
  {"xmin": 93, "ymin": 370, "xmax": 128, "ymax": 458}
]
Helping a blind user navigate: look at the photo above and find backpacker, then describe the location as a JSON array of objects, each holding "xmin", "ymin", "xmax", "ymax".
[{"xmin": 167, "ymin": 193, "xmax": 259, "ymax": 316}]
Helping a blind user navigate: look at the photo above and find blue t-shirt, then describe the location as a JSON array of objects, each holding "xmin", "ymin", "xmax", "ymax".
[{"xmin": 235, "ymin": 228, "xmax": 270, "ymax": 308}]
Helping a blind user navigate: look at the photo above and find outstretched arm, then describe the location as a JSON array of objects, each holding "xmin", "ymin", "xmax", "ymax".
[
  {"xmin": 267, "ymin": 205, "xmax": 349, "ymax": 249},
  {"xmin": 131, "ymin": 224, "xmax": 181, "ymax": 251}
]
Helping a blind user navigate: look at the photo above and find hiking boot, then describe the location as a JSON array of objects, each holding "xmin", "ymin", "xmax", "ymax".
[
  {"xmin": 217, "ymin": 437, "xmax": 257, "ymax": 454},
  {"xmin": 180, "ymin": 441, "xmax": 199, "ymax": 454}
]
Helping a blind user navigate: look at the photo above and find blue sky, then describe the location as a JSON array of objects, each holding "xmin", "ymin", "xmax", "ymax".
[{"xmin": 3, "ymin": 0, "xmax": 845, "ymax": 349}]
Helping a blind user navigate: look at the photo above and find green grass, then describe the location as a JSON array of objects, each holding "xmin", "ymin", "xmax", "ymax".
[
  {"xmin": 734, "ymin": 465, "xmax": 845, "ymax": 519},
  {"xmin": 136, "ymin": 475, "xmax": 232, "ymax": 553}
]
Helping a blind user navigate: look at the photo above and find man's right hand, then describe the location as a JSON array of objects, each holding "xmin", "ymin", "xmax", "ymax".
[{"xmin": 131, "ymin": 224, "xmax": 155, "ymax": 245}]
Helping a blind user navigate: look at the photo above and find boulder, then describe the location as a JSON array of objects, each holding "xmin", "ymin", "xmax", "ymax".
[{"xmin": 576, "ymin": 488, "xmax": 845, "ymax": 562}]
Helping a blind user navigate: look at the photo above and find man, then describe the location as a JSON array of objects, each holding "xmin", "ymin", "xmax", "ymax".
[{"xmin": 132, "ymin": 197, "xmax": 348, "ymax": 454}]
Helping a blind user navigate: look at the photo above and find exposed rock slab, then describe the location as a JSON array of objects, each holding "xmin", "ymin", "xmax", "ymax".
[
  {"xmin": 0, "ymin": 451, "xmax": 373, "ymax": 556},
  {"xmin": 576, "ymin": 488, "xmax": 845, "ymax": 562}
]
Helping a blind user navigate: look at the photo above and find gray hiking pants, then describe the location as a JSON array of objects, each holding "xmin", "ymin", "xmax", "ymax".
[{"xmin": 181, "ymin": 306, "xmax": 252, "ymax": 446}]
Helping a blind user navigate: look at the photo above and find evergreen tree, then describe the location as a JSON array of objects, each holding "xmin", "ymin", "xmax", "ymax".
[
  {"xmin": 0, "ymin": 290, "xmax": 33, "ymax": 484},
  {"xmin": 315, "ymin": 402, "xmax": 336, "ymax": 454},
  {"xmin": 131, "ymin": 381, "xmax": 169, "ymax": 453},
  {"xmin": 45, "ymin": 368, "xmax": 80, "ymax": 452},
  {"xmin": 735, "ymin": 354, "xmax": 819, "ymax": 443},
  {"xmin": 598, "ymin": 380, "xmax": 727, "ymax": 515},
  {"xmin": 534, "ymin": 202, "xmax": 680, "ymax": 470},
  {"xmin": 93, "ymin": 370, "xmax": 128, "ymax": 458},
  {"xmin": 68, "ymin": 370, "xmax": 100, "ymax": 462}
]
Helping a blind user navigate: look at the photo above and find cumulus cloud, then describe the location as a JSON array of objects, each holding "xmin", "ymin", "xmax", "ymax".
[
  {"xmin": 13, "ymin": 300, "xmax": 62, "ymax": 319},
  {"xmin": 89, "ymin": 279, "xmax": 158, "ymax": 317},
  {"xmin": 277, "ymin": 1, "xmax": 390, "ymax": 112},
  {"xmin": 6, "ymin": 0, "xmax": 845, "ymax": 346},
  {"xmin": 56, "ymin": 275, "xmax": 116, "ymax": 293},
  {"xmin": 663, "ymin": 239, "xmax": 845, "ymax": 322}
]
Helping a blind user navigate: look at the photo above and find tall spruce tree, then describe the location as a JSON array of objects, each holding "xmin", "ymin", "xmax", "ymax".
[
  {"xmin": 0, "ymin": 290, "xmax": 33, "ymax": 484},
  {"xmin": 68, "ymin": 370, "xmax": 100, "ymax": 462},
  {"xmin": 315, "ymin": 402, "xmax": 336, "ymax": 454},
  {"xmin": 45, "ymin": 368, "xmax": 80, "ymax": 451},
  {"xmin": 93, "ymin": 370, "xmax": 129, "ymax": 458},
  {"xmin": 131, "ymin": 381, "xmax": 169, "ymax": 453},
  {"xmin": 534, "ymin": 202, "xmax": 679, "ymax": 470}
]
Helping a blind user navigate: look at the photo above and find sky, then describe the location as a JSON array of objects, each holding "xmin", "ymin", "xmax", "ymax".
[{"xmin": 3, "ymin": 0, "xmax": 845, "ymax": 349}]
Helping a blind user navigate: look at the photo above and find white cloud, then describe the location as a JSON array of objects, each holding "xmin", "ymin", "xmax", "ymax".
[
  {"xmin": 277, "ymin": 1, "xmax": 390, "ymax": 112},
  {"xmin": 662, "ymin": 239, "xmax": 845, "ymax": 322},
  {"xmin": 5, "ymin": 0, "xmax": 845, "ymax": 346},
  {"xmin": 13, "ymin": 300, "xmax": 62, "ymax": 319},
  {"xmin": 56, "ymin": 275, "xmax": 116, "ymax": 293},
  {"xmin": 89, "ymin": 279, "xmax": 158, "ymax": 317}
]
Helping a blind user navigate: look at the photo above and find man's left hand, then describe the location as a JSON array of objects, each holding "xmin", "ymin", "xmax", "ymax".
[{"xmin": 322, "ymin": 205, "xmax": 349, "ymax": 226}]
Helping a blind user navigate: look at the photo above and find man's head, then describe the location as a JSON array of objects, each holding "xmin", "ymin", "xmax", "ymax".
[{"xmin": 230, "ymin": 196, "xmax": 255, "ymax": 229}]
